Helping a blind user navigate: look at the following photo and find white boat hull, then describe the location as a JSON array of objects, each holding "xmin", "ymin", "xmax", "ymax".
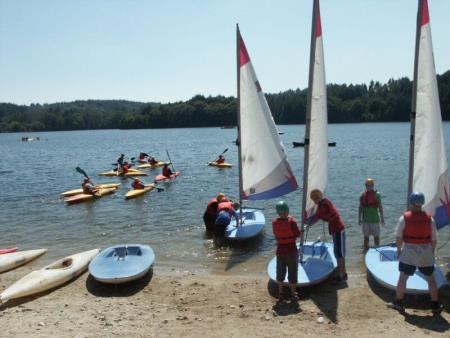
[
  {"xmin": 0, "ymin": 249, "xmax": 100, "ymax": 302},
  {"xmin": 0, "ymin": 249, "xmax": 47, "ymax": 274}
]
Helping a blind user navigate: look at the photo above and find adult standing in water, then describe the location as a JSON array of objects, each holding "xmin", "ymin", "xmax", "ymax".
[
  {"xmin": 358, "ymin": 178, "xmax": 385, "ymax": 251},
  {"xmin": 306, "ymin": 189, "xmax": 348, "ymax": 283},
  {"xmin": 203, "ymin": 193, "xmax": 226, "ymax": 233},
  {"xmin": 388, "ymin": 192, "xmax": 442, "ymax": 314}
]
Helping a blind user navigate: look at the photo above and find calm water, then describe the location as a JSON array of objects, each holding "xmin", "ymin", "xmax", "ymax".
[{"xmin": 0, "ymin": 123, "xmax": 449, "ymax": 277}]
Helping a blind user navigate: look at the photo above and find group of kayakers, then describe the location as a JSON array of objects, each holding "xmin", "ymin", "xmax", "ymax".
[{"xmin": 202, "ymin": 178, "xmax": 443, "ymax": 314}]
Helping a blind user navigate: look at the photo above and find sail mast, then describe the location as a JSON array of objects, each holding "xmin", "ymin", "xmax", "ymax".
[
  {"xmin": 300, "ymin": 0, "xmax": 319, "ymax": 261},
  {"xmin": 408, "ymin": 0, "xmax": 423, "ymax": 205},
  {"xmin": 236, "ymin": 24, "xmax": 244, "ymax": 215}
]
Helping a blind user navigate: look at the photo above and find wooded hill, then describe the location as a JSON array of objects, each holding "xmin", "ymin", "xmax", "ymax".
[{"xmin": 1, "ymin": 71, "xmax": 449, "ymax": 132}]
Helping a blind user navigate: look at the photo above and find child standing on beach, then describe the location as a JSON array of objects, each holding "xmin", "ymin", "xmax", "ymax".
[{"xmin": 272, "ymin": 201, "xmax": 300, "ymax": 301}]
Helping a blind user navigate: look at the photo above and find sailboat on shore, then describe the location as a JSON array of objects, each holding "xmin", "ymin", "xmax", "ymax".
[
  {"xmin": 267, "ymin": 0, "xmax": 337, "ymax": 285},
  {"xmin": 225, "ymin": 26, "xmax": 298, "ymax": 241},
  {"xmin": 365, "ymin": 0, "xmax": 448, "ymax": 294}
]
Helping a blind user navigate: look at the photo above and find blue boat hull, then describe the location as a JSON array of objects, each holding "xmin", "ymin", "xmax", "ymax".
[
  {"xmin": 365, "ymin": 245, "xmax": 447, "ymax": 294},
  {"xmin": 225, "ymin": 209, "xmax": 265, "ymax": 241},
  {"xmin": 267, "ymin": 241, "xmax": 337, "ymax": 286},
  {"xmin": 89, "ymin": 244, "xmax": 155, "ymax": 284}
]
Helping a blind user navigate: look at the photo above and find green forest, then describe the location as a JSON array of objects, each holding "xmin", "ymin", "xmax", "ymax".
[{"xmin": 1, "ymin": 71, "xmax": 449, "ymax": 132}]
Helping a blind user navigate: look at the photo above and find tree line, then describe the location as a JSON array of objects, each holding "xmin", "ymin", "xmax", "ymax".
[{"xmin": 1, "ymin": 70, "xmax": 449, "ymax": 132}]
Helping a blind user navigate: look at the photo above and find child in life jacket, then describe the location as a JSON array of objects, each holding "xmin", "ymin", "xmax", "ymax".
[
  {"xmin": 216, "ymin": 155, "xmax": 225, "ymax": 164},
  {"xmin": 132, "ymin": 178, "xmax": 145, "ymax": 190},
  {"xmin": 162, "ymin": 163, "xmax": 173, "ymax": 178},
  {"xmin": 82, "ymin": 178, "xmax": 96, "ymax": 195},
  {"xmin": 272, "ymin": 201, "xmax": 301, "ymax": 301}
]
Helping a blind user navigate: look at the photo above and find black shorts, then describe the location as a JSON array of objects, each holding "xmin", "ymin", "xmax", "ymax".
[
  {"xmin": 276, "ymin": 254, "xmax": 298, "ymax": 284},
  {"xmin": 203, "ymin": 212, "xmax": 215, "ymax": 232},
  {"xmin": 399, "ymin": 262, "xmax": 434, "ymax": 276}
]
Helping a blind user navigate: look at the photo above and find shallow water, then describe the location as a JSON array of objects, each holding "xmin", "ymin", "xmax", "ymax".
[{"xmin": 0, "ymin": 123, "xmax": 449, "ymax": 277}]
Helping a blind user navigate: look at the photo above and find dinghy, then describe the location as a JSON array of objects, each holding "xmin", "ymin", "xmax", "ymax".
[
  {"xmin": 0, "ymin": 249, "xmax": 99, "ymax": 303},
  {"xmin": 366, "ymin": 0, "xmax": 448, "ymax": 293},
  {"xmin": 228, "ymin": 27, "xmax": 298, "ymax": 241},
  {"xmin": 89, "ymin": 244, "xmax": 155, "ymax": 284},
  {"xmin": 268, "ymin": 0, "xmax": 337, "ymax": 285},
  {"xmin": 0, "ymin": 249, "xmax": 47, "ymax": 274}
]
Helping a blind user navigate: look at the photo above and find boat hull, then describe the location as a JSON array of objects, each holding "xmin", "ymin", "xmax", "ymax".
[
  {"xmin": 365, "ymin": 245, "xmax": 447, "ymax": 294},
  {"xmin": 225, "ymin": 209, "xmax": 265, "ymax": 241},
  {"xmin": 0, "ymin": 249, "xmax": 99, "ymax": 302},
  {"xmin": 208, "ymin": 161, "xmax": 232, "ymax": 168},
  {"xmin": 125, "ymin": 184, "xmax": 155, "ymax": 199},
  {"xmin": 267, "ymin": 242, "xmax": 337, "ymax": 286},
  {"xmin": 0, "ymin": 249, "xmax": 48, "ymax": 274}
]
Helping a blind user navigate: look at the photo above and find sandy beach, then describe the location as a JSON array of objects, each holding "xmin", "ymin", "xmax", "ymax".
[{"xmin": 0, "ymin": 262, "xmax": 449, "ymax": 338}]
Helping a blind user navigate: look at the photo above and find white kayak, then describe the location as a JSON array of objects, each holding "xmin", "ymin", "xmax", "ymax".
[
  {"xmin": 0, "ymin": 248, "xmax": 100, "ymax": 303},
  {"xmin": 0, "ymin": 249, "xmax": 48, "ymax": 274}
]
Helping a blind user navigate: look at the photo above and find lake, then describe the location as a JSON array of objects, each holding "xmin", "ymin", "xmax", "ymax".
[{"xmin": 0, "ymin": 123, "xmax": 449, "ymax": 277}]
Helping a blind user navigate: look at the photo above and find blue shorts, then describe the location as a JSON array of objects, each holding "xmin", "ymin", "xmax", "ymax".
[
  {"xmin": 332, "ymin": 230, "xmax": 346, "ymax": 258},
  {"xmin": 399, "ymin": 262, "xmax": 434, "ymax": 276},
  {"xmin": 214, "ymin": 211, "xmax": 231, "ymax": 237}
]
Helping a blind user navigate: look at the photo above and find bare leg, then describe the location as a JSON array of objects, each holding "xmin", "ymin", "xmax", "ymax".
[
  {"xmin": 337, "ymin": 257, "xmax": 347, "ymax": 279},
  {"xmin": 426, "ymin": 274, "xmax": 438, "ymax": 301},
  {"xmin": 363, "ymin": 237, "xmax": 369, "ymax": 251},
  {"xmin": 374, "ymin": 236, "xmax": 380, "ymax": 246},
  {"xmin": 396, "ymin": 272, "xmax": 408, "ymax": 300}
]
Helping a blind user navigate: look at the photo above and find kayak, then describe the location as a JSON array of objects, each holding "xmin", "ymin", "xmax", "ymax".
[
  {"xmin": 60, "ymin": 183, "xmax": 120, "ymax": 197},
  {"xmin": 89, "ymin": 244, "xmax": 154, "ymax": 284},
  {"xmin": 0, "ymin": 248, "xmax": 18, "ymax": 255},
  {"xmin": 125, "ymin": 184, "xmax": 155, "ymax": 199},
  {"xmin": 208, "ymin": 161, "xmax": 232, "ymax": 168},
  {"xmin": 155, "ymin": 171, "xmax": 180, "ymax": 182},
  {"xmin": 98, "ymin": 169, "xmax": 148, "ymax": 177},
  {"xmin": 0, "ymin": 249, "xmax": 47, "ymax": 274},
  {"xmin": 136, "ymin": 161, "xmax": 169, "ymax": 169},
  {"xmin": 64, "ymin": 187, "xmax": 117, "ymax": 204},
  {"xmin": 0, "ymin": 249, "xmax": 100, "ymax": 303}
]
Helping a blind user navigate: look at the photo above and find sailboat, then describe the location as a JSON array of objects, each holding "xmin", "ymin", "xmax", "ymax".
[
  {"xmin": 267, "ymin": 0, "xmax": 337, "ymax": 285},
  {"xmin": 365, "ymin": 0, "xmax": 448, "ymax": 294},
  {"xmin": 225, "ymin": 26, "xmax": 299, "ymax": 241}
]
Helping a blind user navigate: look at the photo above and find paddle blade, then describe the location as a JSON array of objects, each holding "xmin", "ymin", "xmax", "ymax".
[
  {"xmin": 75, "ymin": 167, "xmax": 89, "ymax": 178},
  {"xmin": 222, "ymin": 148, "xmax": 229, "ymax": 154}
]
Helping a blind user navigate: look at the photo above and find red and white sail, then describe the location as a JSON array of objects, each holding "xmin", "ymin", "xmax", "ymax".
[
  {"xmin": 237, "ymin": 28, "xmax": 298, "ymax": 200},
  {"xmin": 303, "ymin": 0, "xmax": 328, "ymax": 218},
  {"xmin": 410, "ymin": 0, "xmax": 449, "ymax": 229}
]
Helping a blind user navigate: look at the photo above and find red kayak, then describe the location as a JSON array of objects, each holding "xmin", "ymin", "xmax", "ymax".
[
  {"xmin": 155, "ymin": 171, "xmax": 180, "ymax": 182},
  {"xmin": 0, "ymin": 248, "xmax": 18, "ymax": 254}
]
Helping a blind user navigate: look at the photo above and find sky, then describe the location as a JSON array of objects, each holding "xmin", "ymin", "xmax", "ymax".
[{"xmin": 1, "ymin": 0, "xmax": 450, "ymax": 105}]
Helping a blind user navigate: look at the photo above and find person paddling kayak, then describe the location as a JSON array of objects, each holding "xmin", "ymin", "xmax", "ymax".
[
  {"xmin": 148, "ymin": 156, "xmax": 158, "ymax": 165},
  {"xmin": 82, "ymin": 178, "xmax": 97, "ymax": 195},
  {"xmin": 216, "ymin": 154, "xmax": 225, "ymax": 164},
  {"xmin": 162, "ymin": 163, "xmax": 173, "ymax": 178},
  {"xmin": 131, "ymin": 178, "xmax": 145, "ymax": 190}
]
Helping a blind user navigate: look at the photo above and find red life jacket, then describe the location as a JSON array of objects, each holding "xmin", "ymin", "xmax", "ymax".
[
  {"xmin": 360, "ymin": 190, "xmax": 379, "ymax": 208},
  {"xmin": 149, "ymin": 158, "xmax": 158, "ymax": 165},
  {"xmin": 217, "ymin": 201, "xmax": 233, "ymax": 213},
  {"xmin": 403, "ymin": 211, "xmax": 432, "ymax": 244},
  {"xmin": 206, "ymin": 198, "xmax": 219, "ymax": 216},
  {"xmin": 272, "ymin": 216, "xmax": 298, "ymax": 244},
  {"xmin": 318, "ymin": 198, "xmax": 345, "ymax": 233},
  {"xmin": 132, "ymin": 181, "xmax": 144, "ymax": 189},
  {"xmin": 162, "ymin": 167, "xmax": 172, "ymax": 177}
]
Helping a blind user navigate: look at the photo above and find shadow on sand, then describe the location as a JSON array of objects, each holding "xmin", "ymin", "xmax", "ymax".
[
  {"xmin": 367, "ymin": 271, "xmax": 450, "ymax": 333},
  {"xmin": 267, "ymin": 277, "xmax": 345, "ymax": 322},
  {"xmin": 86, "ymin": 269, "xmax": 153, "ymax": 297}
]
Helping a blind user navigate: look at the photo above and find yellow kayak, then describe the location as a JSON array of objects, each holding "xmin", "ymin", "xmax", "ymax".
[
  {"xmin": 98, "ymin": 169, "xmax": 148, "ymax": 177},
  {"xmin": 125, "ymin": 184, "xmax": 155, "ymax": 199},
  {"xmin": 64, "ymin": 187, "xmax": 117, "ymax": 204},
  {"xmin": 136, "ymin": 161, "xmax": 169, "ymax": 169},
  {"xmin": 61, "ymin": 183, "xmax": 120, "ymax": 197},
  {"xmin": 208, "ymin": 161, "xmax": 232, "ymax": 168}
]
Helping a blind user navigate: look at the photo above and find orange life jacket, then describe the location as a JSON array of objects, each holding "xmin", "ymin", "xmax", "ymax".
[
  {"xmin": 206, "ymin": 198, "xmax": 219, "ymax": 216},
  {"xmin": 403, "ymin": 211, "xmax": 432, "ymax": 244},
  {"xmin": 217, "ymin": 201, "xmax": 233, "ymax": 213},
  {"xmin": 360, "ymin": 190, "xmax": 379, "ymax": 208},
  {"xmin": 132, "ymin": 181, "xmax": 144, "ymax": 189},
  {"xmin": 272, "ymin": 216, "xmax": 297, "ymax": 244}
]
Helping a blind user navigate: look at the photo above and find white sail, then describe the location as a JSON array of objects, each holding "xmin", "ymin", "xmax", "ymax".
[
  {"xmin": 238, "ymin": 30, "xmax": 298, "ymax": 200},
  {"xmin": 303, "ymin": 0, "xmax": 328, "ymax": 218},
  {"xmin": 411, "ymin": 0, "xmax": 449, "ymax": 229}
]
